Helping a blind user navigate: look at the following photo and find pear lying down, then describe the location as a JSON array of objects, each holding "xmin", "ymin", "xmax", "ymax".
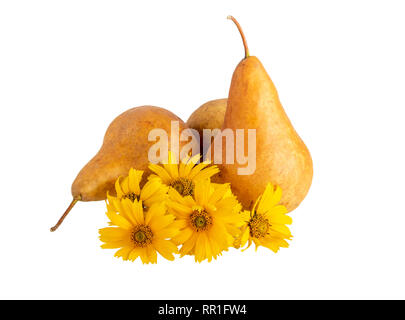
[{"xmin": 51, "ymin": 106, "xmax": 193, "ymax": 231}]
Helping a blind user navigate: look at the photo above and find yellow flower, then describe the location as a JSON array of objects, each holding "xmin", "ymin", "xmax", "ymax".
[
  {"xmin": 235, "ymin": 183, "xmax": 292, "ymax": 253},
  {"xmin": 99, "ymin": 199, "xmax": 180, "ymax": 264},
  {"xmin": 107, "ymin": 168, "xmax": 168, "ymax": 212},
  {"xmin": 167, "ymin": 179, "xmax": 243, "ymax": 262},
  {"xmin": 148, "ymin": 151, "xmax": 219, "ymax": 197}
]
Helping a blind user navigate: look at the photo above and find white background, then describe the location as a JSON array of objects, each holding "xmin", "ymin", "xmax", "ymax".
[{"xmin": 0, "ymin": 0, "xmax": 404, "ymax": 299}]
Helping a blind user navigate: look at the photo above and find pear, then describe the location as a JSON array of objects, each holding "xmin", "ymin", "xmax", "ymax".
[
  {"xmin": 186, "ymin": 98, "xmax": 227, "ymax": 157},
  {"xmin": 209, "ymin": 16, "xmax": 313, "ymax": 212},
  {"xmin": 51, "ymin": 106, "xmax": 193, "ymax": 231}
]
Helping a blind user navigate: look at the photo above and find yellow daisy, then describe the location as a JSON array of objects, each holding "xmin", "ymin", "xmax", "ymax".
[
  {"xmin": 148, "ymin": 151, "xmax": 219, "ymax": 197},
  {"xmin": 99, "ymin": 199, "xmax": 180, "ymax": 264},
  {"xmin": 107, "ymin": 168, "xmax": 168, "ymax": 212},
  {"xmin": 234, "ymin": 183, "xmax": 292, "ymax": 253},
  {"xmin": 167, "ymin": 179, "xmax": 243, "ymax": 262}
]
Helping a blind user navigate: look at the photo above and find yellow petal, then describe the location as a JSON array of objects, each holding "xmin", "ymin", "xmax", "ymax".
[
  {"xmin": 145, "ymin": 202, "xmax": 163, "ymax": 223},
  {"xmin": 194, "ymin": 233, "xmax": 206, "ymax": 262},
  {"xmin": 178, "ymin": 154, "xmax": 191, "ymax": 177},
  {"xmin": 128, "ymin": 168, "xmax": 142, "ymax": 195},
  {"xmin": 179, "ymin": 233, "xmax": 197, "ymax": 256},
  {"xmin": 119, "ymin": 198, "xmax": 138, "ymax": 225},
  {"xmin": 268, "ymin": 207, "xmax": 292, "ymax": 225},
  {"xmin": 208, "ymin": 183, "xmax": 230, "ymax": 204},
  {"xmin": 106, "ymin": 193, "xmax": 118, "ymax": 211},
  {"xmin": 268, "ymin": 204, "xmax": 288, "ymax": 216},
  {"xmin": 203, "ymin": 233, "xmax": 213, "ymax": 262},
  {"xmin": 99, "ymin": 227, "xmax": 129, "ymax": 242},
  {"xmin": 270, "ymin": 224, "xmax": 292, "ymax": 238},
  {"xmin": 271, "ymin": 185, "xmax": 283, "ymax": 207},
  {"xmin": 187, "ymin": 160, "xmax": 207, "ymax": 179},
  {"xmin": 167, "ymin": 201, "xmax": 193, "ymax": 217},
  {"xmin": 240, "ymin": 210, "xmax": 251, "ymax": 221},
  {"xmin": 155, "ymin": 225, "xmax": 180, "ymax": 239},
  {"xmin": 208, "ymin": 222, "xmax": 229, "ymax": 250},
  {"xmin": 154, "ymin": 239, "xmax": 178, "ymax": 261},
  {"xmin": 261, "ymin": 237, "xmax": 288, "ymax": 253},
  {"xmin": 148, "ymin": 165, "xmax": 172, "ymax": 184},
  {"xmin": 115, "ymin": 177, "xmax": 124, "ymax": 198},
  {"xmin": 141, "ymin": 180, "xmax": 167, "ymax": 201},
  {"xmin": 101, "ymin": 240, "xmax": 129, "ymax": 249},
  {"xmin": 163, "ymin": 151, "xmax": 179, "ymax": 179},
  {"xmin": 128, "ymin": 247, "xmax": 142, "ymax": 261},
  {"xmin": 109, "ymin": 196, "xmax": 132, "ymax": 223},
  {"xmin": 188, "ymin": 154, "xmax": 201, "ymax": 165},
  {"xmin": 257, "ymin": 184, "xmax": 283, "ymax": 214},
  {"xmin": 146, "ymin": 245, "xmax": 157, "ymax": 264},
  {"xmin": 121, "ymin": 176, "xmax": 130, "ymax": 194},
  {"xmin": 241, "ymin": 226, "xmax": 250, "ymax": 246},
  {"xmin": 183, "ymin": 195, "xmax": 197, "ymax": 208},
  {"xmin": 172, "ymin": 226, "xmax": 193, "ymax": 245},
  {"xmin": 194, "ymin": 180, "xmax": 209, "ymax": 206},
  {"xmin": 192, "ymin": 166, "xmax": 219, "ymax": 181},
  {"xmin": 106, "ymin": 210, "xmax": 133, "ymax": 230},
  {"xmin": 143, "ymin": 194, "xmax": 168, "ymax": 208},
  {"xmin": 114, "ymin": 246, "xmax": 133, "ymax": 260},
  {"xmin": 207, "ymin": 231, "xmax": 222, "ymax": 257},
  {"xmin": 130, "ymin": 199, "xmax": 145, "ymax": 225},
  {"xmin": 149, "ymin": 212, "xmax": 175, "ymax": 233},
  {"xmin": 168, "ymin": 188, "xmax": 189, "ymax": 206}
]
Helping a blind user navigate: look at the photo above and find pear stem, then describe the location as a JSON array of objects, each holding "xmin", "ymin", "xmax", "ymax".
[
  {"xmin": 227, "ymin": 15, "xmax": 249, "ymax": 58},
  {"xmin": 50, "ymin": 197, "xmax": 80, "ymax": 232}
]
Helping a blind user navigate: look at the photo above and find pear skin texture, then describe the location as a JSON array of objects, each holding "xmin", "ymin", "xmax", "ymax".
[
  {"xmin": 186, "ymin": 98, "xmax": 227, "ymax": 156},
  {"xmin": 210, "ymin": 56, "xmax": 313, "ymax": 212},
  {"xmin": 186, "ymin": 98, "xmax": 227, "ymax": 135},
  {"xmin": 71, "ymin": 106, "xmax": 192, "ymax": 201}
]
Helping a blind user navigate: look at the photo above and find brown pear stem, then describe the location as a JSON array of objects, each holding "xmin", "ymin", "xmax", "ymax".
[
  {"xmin": 50, "ymin": 197, "xmax": 80, "ymax": 232},
  {"xmin": 227, "ymin": 15, "xmax": 249, "ymax": 58}
]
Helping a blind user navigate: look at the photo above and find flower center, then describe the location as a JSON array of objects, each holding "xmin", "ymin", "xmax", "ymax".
[
  {"xmin": 122, "ymin": 192, "xmax": 139, "ymax": 202},
  {"xmin": 134, "ymin": 231, "xmax": 146, "ymax": 242},
  {"xmin": 190, "ymin": 209, "xmax": 212, "ymax": 232},
  {"xmin": 170, "ymin": 178, "xmax": 195, "ymax": 196},
  {"xmin": 248, "ymin": 214, "xmax": 271, "ymax": 238},
  {"xmin": 131, "ymin": 225, "xmax": 153, "ymax": 247}
]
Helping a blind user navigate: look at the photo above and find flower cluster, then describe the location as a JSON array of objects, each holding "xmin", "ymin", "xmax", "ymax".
[{"xmin": 99, "ymin": 152, "xmax": 292, "ymax": 263}]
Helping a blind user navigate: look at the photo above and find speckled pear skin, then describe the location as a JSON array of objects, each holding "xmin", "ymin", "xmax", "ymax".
[
  {"xmin": 187, "ymin": 98, "xmax": 227, "ymax": 135},
  {"xmin": 186, "ymin": 98, "xmax": 227, "ymax": 156},
  {"xmin": 72, "ymin": 106, "xmax": 192, "ymax": 201},
  {"xmin": 211, "ymin": 57, "xmax": 313, "ymax": 211}
]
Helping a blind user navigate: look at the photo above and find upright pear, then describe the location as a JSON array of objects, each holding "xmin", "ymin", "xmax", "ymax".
[
  {"xmin": 209, "ymin": 16, "xmax": 313, "ymax": 211},
  {"xmin": 51, "ymin": 106, "xmax": 193, "ymax": 231}
]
